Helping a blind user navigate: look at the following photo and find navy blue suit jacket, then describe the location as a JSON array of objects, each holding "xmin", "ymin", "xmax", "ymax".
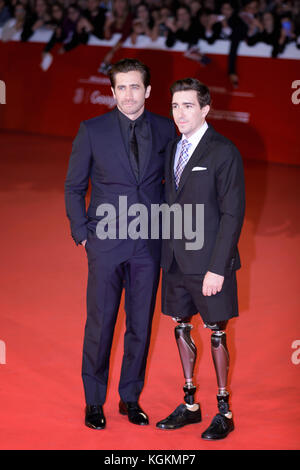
[{"xmin": 65, "ymin": 107, "xmax": 176, "ymax": 260}]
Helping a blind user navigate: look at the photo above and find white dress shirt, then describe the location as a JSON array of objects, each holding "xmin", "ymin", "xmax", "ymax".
[{"xmin": 173, "ymin": 121, "xmax": 209, "ymax": 172}]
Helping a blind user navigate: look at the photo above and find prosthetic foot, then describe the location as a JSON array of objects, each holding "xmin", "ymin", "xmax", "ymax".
[
  {"xmin": 201, "ymin": 322, "xmax": 234, "ymax": 440},
  {"xmin": 156, "ymin": 318, "xmax": 202, "ymax": 430}
]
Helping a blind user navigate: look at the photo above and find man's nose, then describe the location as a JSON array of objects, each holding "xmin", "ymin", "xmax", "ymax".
[
  {"xmin": 177, "ymin": 107, "xmax": 185, "ymax": 119},
  {"xmin": 125, "ymin": 88, "xmax": 133, "ymax": 99}
]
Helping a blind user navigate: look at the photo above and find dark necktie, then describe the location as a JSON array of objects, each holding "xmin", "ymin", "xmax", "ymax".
[{"xmin": 129, "ymin": 122, "xmax": 139, "ymax": 169}]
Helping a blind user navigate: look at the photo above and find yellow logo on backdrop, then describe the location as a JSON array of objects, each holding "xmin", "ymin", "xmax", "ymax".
[{"xmin": 0, "ymin": 80, "xmax": 6, "ymax": 104}]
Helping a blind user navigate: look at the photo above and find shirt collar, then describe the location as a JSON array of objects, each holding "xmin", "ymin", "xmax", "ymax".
[
  {"xmin": 117, "ymin": 108, "xmax": 146, "ymax": 129},
  {"xmin": 182, "ymin": 121, "xmax": 208, "ymax": 147}
]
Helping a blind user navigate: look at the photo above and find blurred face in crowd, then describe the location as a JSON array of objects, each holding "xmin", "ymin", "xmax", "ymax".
[
  {"xmin": 176, "ymin": 7, "xmax": 191, "ymax": 28},
  {"xmin": 15, "ymin": 3, "xmax": 26, "ymax": 20},
  {"xmin": 52, "ymin": 4, "xmax": 63, "ymax": 21},
  {"xmin": 160, "ymin": 6, "xmax": 171, "ymax": 22},
  {"xmin": 35, "ymin": 0, "xmax": 47, "ymax": 16},
  {"xmin": 87, "ymin": 0, "xmax": 99, "ymax": 12},
  {"xmin": 199, "ymin": 10, "xmax": 210, "ymax": 27},
  {"xmin": 137, "ymin": 4, "xmax": 150, "ymax": 21},
  {"xmin": 111, "ymin": 71, "xmax": 151, "ymax": 120},
  {"xmin": 68, "ymin": 6, "xmax": 80, "ymax": 22},
  {"xmin": 113, "ymin": 0, "xmax": 128, "ymax": 16},
  {"xmin": 245, "ymin": 0, "xmax": 258, "ymax": 14},
  {"xmin": 221, "ymin": 2, "xmax": 233, "ymax": 19},
  {"xmin": 172, "ymin": 90, "xmax": 210, "ymax": 138},
  {"xmin": 190, "ymin": 1, "xmax": 201, "ymax": 17},
  {"xmin": 262, "ymin": 12, "xmax": 274, "ymax": 31},
  {"xmin": 203, "ymin": 0, "xmax": 215, "ymax": 10}
]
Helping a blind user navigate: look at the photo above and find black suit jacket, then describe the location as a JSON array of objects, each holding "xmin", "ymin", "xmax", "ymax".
[
  {"xmin": 65, "ymin": 107, "xmax": 176, "ymax": 261},
  {"xmin": 161, "ymin": 124, "xmax": 245, "ymax": 276}
]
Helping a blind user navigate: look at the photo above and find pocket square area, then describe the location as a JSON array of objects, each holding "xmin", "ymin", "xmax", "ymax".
[{"xmin": 192, "ymin": 166, "xmax": 207, "ymax": 171}]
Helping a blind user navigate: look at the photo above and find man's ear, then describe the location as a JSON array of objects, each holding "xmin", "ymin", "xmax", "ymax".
[
  {"xmin": 145, "ymin": 85, "xmax": 151, "ymax": 99},
  {"xmin": 202, "ymin": 105, "xmax": 210, "ymax": 118},
  {"xmin": 111, "ymin": 86, "xmax": 116, "ymax": 99}
]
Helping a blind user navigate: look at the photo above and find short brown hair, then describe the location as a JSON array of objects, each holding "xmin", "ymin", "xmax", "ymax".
[
  {"xmin": 108, "ymin": 58, "xmax": 151, "ymax": 89},
  {"xmin": 170, "ymin": 78, "xmax": 211, "ymax": 108}
]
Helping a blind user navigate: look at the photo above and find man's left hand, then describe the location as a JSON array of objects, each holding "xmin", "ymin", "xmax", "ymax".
[{"xmin": 202, "ymin": 271, "xmax": 224, "ymax": 296}]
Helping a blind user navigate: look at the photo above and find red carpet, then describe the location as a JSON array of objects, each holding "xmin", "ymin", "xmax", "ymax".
[{"xmin": 0, "ymin": 130, "xmax": 299, "ymax": 450}]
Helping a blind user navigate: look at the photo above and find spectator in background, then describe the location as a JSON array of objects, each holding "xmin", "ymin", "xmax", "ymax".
[
  {"xmin": 224, "ymin": 0, "xmax": 251, "ymax": 88},
  {"xmin": 165, "ymin": 5, "xmax": 211, "ymax": 64},
  {"xmin": 98, "ymin": 0, "xmax": 133, "ymax": 74},
  {"xmin": 247, "ymin": 11, "xmax": 282, "ymax": 56},
  {"xmin": 198, "ymin": 9, "xmax": 222, "ymax": 44},
  {"xmin": 165, "ymin": 5, "xmax": 199, "ymax": 48},
  {"xmin": 42, "ymin": 3, "xmax": 80, "ymax": 57},
  {"xmin": 130, "ymin": 2, "xmax": 156, "ymax": 44},
  {"xmin": 77, "ymin": 0, "xmax": 106, "ymax": 42},
  {"xmin": 1, "ymin": 1, "xmax": 25, "ymax": 41},
  {"xmin": 151, "ymin": 5, "xmax": 172, "ymax": 38},
  {"xmin": 190, "ymin": 0, "xmax": 201, "ymax": 18},
  {"xmin": 21, "ymin": 0, "xmax": 52, "ymax": 41},
  {"xmin": 0, "ymin": 0, "xmax": 11, "ymax": 26},
  {"xmin": 293, "ymin": 0, "xmax": 300, "ymax": 47},
  {"xmin": 218, "ymin": 1, "xmax": 236, "ymax": 39},
  {"xmin": 278, "ymin": 11, "xmax": 296, "ymax": 48}
]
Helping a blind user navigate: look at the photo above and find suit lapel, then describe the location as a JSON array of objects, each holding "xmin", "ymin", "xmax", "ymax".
[
  {"xmin": 168, "ymin": 136, "xmax": 180, "ymax": 202},
  {"xmin": 174, "ymin": 126, "xmax": 213, "ymax": 199}
]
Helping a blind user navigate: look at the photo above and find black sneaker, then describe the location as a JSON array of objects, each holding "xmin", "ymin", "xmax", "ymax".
[
  {"xmin": 201, "ymin": 413, "xmax": 234, "ymax": 440},
  {"xmin": 156, "ymin": 404, "xmax": 202, "ymax": 430}
]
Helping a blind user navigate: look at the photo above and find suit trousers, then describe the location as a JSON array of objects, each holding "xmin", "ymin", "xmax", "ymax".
[{"xmin": 82, "ymin": 236, "xmax": 160, "ymax": 405}]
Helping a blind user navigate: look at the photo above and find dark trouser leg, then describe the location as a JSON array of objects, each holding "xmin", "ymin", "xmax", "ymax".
[
  {"xmin": 118, "ymin": 243, "xmax": 160, "ymax": 403},
  {"xmin": 82, "ymin": 257, "xmax": 124, "ymax": 406}
]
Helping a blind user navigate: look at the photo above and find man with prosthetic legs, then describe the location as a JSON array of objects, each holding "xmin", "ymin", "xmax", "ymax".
[{"xmin": 156, "ymin": 78, "xmax": 245, "ymax": 440}]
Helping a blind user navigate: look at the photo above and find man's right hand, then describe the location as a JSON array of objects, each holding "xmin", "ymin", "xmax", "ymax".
[{"xmin": 81, "ymin": 240, "xmax": 87, "ymax": 247}]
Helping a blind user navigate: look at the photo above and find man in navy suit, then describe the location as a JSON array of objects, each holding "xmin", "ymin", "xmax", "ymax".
[
  {"xmin": 65, "ymin": 58, "xmax": 176, "ymax": 429},
  {"xmin": 156, "ymin": 78, "xmax": 245, "ymax": 440}
]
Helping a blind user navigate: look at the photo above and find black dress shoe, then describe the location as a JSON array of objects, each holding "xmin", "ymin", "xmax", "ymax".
[
  {"xmin": 156, "ymin": 404, "xmax": 202, "ymax": 430},
  {"xmin": 85, "ymin": 405, "xmax": 106, "ymax": 430},
  {"xmin": 201, "ymin": 412, "xmax": 234, "ymax": 440},
  {"xmin": 202, "ymin": 393, "xmax": 234, "ymax": 440},
  {"xmin": 119, "ymin": 400, "xmax": 149, "ymax": 425}
]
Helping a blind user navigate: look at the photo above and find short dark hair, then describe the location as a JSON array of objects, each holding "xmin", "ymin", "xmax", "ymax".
[
  {"xmin": 108, "ymin": 58, "xmax": 151, "ymax": 89},
  {"xmin": 170, "ymin": 78, "xmax": 211, "ymax": 108}
]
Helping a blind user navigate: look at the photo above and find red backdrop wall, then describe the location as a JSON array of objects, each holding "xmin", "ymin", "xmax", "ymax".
[{"xmin": 0, "ymin": 41, "xmax": 299, "ymax": 165}]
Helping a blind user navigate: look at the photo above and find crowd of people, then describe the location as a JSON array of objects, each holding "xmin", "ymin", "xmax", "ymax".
[{"xmin": 1, "ymin": 0, "xmax": 299, "ymax": 85}]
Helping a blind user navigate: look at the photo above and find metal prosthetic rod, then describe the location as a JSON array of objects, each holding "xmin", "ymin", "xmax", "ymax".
[{"xmin": 174, "ymin": 318, "xmax": 197, "ymax": 406}]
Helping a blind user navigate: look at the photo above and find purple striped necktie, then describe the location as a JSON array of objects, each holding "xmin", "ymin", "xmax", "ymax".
[{"xmin": 174, "ymin": 139, "xmax": 191, "ymax": 189}]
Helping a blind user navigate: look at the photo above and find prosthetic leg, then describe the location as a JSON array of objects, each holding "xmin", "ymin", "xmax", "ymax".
[
  {"xmin": 174, "ymin": 317, "xmax": 198, "ymax": 409},
  {"xmin": 201, "ymin": 321, "xmax": 234, "ymax": 440},
  {"xmin": 156, "ymin": 317, "xmax": 202, "ymax": 429}
]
